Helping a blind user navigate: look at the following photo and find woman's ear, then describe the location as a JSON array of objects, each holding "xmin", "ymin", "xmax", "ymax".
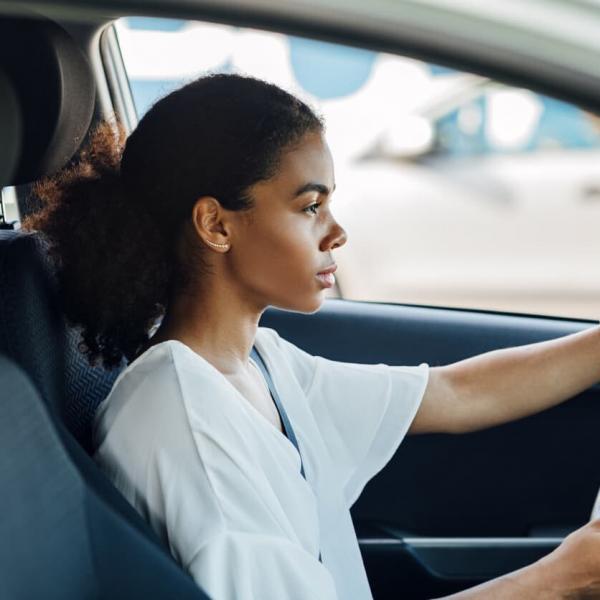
[{"xmin": 191, "ymin": 196, "xmax": 230, "ymax": 250}]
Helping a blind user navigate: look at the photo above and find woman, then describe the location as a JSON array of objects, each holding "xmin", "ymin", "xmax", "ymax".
[{"xmin": 25, "ymin": 72, "xmax": 600, "ymax": 599}]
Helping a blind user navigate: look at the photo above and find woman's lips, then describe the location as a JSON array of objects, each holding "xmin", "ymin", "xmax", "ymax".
[
  {"xmin": 317, "ymin": 264, "xmax": 337, "ymax": 275},
  {"xmin": 316, "ymin": 272, "xmax": 336, "ymax": 287},
  {"xmin": 316, "ymin": 264, "xmax": 337, "ymax": 288}
]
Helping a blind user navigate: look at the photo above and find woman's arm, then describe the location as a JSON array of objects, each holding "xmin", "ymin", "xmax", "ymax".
[
  {"xmin": 438, "ymin": 563, "xmax": 552, "ymax": 600},
  {"xmin": 432, "ymin": 561, "xmax": 555, "ymax": 599},
  {"xmin": 409, "ymin": 325, "xmax": 600, "ymax": 435},
  {"xmin": 433, "ymin": 519, "xmax": 600, "ymax": 599}
]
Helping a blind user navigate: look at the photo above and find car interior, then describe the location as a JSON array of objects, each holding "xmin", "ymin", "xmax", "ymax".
[{"xmin": 2, "ymin": 3, "xmax": 600, "ymax": 600}]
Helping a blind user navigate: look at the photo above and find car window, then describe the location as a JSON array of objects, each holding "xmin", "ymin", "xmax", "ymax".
[
  {"xmin": 1, "ymin": 187, "xmax": 20, "ymax": 228},
  {"xmin": 114, "ymin": 16, "xmax": 600, "ymax": 320}
]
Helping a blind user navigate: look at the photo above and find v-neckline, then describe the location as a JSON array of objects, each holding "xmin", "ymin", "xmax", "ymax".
[
  {"xmin": 166, "ymin": 338, "xmax": 291, "ymax": 444},
  {"xmin": 247, "ymin": 356, "xmax": 284, "ymax": 430},
  {"xmin": 232, "ymin": 354, "xmax": 285, "ymax": 437}
]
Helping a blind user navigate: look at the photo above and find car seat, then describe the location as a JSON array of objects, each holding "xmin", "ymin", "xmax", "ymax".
[
  {"xmin": 0, "ymin": 13, "xmax": 114, "ymax": 454},
  {"xmin": 0, "ymin": 14, "xmax": 209, "ymax": 599},
  {"xmin": 0, "ymin": 356, "xmax": 207, "ymax": 599}
]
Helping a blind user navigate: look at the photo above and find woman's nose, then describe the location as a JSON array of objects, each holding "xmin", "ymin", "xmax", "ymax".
[{"xmin": 321, "ymin": 219, "xmax": 348, "ymax": 251}]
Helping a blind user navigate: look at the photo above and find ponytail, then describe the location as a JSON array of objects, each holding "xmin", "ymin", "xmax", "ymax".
[{"xmin": 23, "ymin": 121, "xmax": 171, "ymax": 368}]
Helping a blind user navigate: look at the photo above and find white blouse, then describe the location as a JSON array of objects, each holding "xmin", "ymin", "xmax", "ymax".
[{"xmin": 93, "ymin": 326, "xmax": 429, "ymax": 599}]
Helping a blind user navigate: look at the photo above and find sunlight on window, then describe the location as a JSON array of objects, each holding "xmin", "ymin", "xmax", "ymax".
[{"xmin": 487, "ymin": 89, "xmax": 543, "ymax": 150}]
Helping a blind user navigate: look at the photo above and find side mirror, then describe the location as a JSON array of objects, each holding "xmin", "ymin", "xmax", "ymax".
[{"xmin": 379, "ymin": 115, "xmax": 434, "ymax": 159}]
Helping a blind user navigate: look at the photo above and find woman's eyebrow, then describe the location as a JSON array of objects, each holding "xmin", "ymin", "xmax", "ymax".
[{"xmin": 292, "ymin": 182, "xmax": 336, "ymax": 198}]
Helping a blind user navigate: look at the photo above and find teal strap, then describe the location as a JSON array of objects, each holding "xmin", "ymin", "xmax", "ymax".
[
  {"xmin": 250, "ymin": 345, "xmax": 322, "ymax": 564},
  {"xmin": 249, "ymin": 346, "xmax": 305, "ymax": 478}
]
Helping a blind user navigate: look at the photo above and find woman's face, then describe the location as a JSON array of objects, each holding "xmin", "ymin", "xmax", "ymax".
[{"xmin": 231, "ymin": 129, "xmax": 347, "ymax": 313}]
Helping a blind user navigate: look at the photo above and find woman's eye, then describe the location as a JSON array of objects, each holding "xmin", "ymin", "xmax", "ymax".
[{"xmin": 303, "ymin": 202, "xmax": 321, "ymax": 215}]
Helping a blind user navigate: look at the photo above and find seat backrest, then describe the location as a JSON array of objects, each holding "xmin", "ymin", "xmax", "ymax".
[
  {"xmin": 0, "ymin": 229, "xmax": 120, "ymax": 452},
  {"xmin": 0, "ymin": 356, "xmax": 208, "ymax": 600}
]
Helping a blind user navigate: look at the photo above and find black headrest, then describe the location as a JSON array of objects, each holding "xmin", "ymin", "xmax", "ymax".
[
  {"xmin": 0, "ymin": 15, "xmax": 96, "ymax": 185},
  {"xmin": 0, "ymin": 65, "xmax": 22, "ymax": 185},
  {"xmin": 0, "ymin": 230, "xmax": 121, "ymax": 453}
]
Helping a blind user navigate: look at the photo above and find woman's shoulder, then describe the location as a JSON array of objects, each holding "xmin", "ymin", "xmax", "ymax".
[
  {"xmin": 92, "ymin": 340, "xmax": 216, "ymax": 448},
  {"xmin": 256, "ymin": 327, "xmax": 319, "ymax": 392},
  {"xmin": 92, "ymin": 328, "xmax": 303, "ymax": 443},
  {"xmin": 105, "ymin": 340, "xmax": 200, "ymax": 397}
]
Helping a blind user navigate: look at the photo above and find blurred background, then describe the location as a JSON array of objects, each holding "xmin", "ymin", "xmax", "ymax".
[{"xmin": 114, "ymin": 16, "xmax": 600, "ymax": 321}]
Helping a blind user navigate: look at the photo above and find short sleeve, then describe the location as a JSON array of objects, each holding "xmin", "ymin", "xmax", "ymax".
[
  {"xmin": 187, "ymin": 530, "xmax": 337, "ymax": 599},
  {"xmin": 273, "ymin": 333, "xmax": 429, "ymax": 507}
]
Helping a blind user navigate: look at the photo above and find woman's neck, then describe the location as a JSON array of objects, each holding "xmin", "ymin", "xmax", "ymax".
[{"xmin": 138, "ymin": 291, "xmax": 265, "ymax": 376}]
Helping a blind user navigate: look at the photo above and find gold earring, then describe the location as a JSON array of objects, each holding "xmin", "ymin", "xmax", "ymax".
[{"xmin": 205, "ymin": 239, "xmax": 230, "ymax": 250}]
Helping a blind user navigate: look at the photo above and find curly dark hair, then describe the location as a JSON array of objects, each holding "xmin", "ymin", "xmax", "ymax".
[{"xmin": 23, "ymin": 73, "xmax": 324, "ymax": 369}]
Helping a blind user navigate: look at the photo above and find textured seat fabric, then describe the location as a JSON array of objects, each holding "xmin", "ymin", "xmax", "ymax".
[
  {"xmin": 0, "ymin": 229, "xmax": 120, "ymax": 452},
  {"xmin": 0, "ymin": 356, "xmax": 208, "ymax": 600}
]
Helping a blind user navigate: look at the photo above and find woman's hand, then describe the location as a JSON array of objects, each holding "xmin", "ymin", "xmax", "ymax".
[
  {"xmin": 536, "ymin": 518, "xmax": 600, "ymax": 598},
  {"xmin": 434, "ymin": 520, "xmax": 600, "ymax": 598}
]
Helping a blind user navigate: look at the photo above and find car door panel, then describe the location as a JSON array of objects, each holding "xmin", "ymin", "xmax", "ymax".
[
  {"xmin": 260, "ymin": 299, "xmax": 600, "ymax": 598},
  {"xmin": 358, "ymin": 527, "xmax": 562, "ymax": 598}
]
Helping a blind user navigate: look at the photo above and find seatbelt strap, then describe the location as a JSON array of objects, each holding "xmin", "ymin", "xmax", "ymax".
[
  {"xmin": 250, "ymin": 345, "xmax": 306, "ymax": 478},
  {"xmin": 250, "ymin": 345, "xmax": 323, "ymax": 564}
]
